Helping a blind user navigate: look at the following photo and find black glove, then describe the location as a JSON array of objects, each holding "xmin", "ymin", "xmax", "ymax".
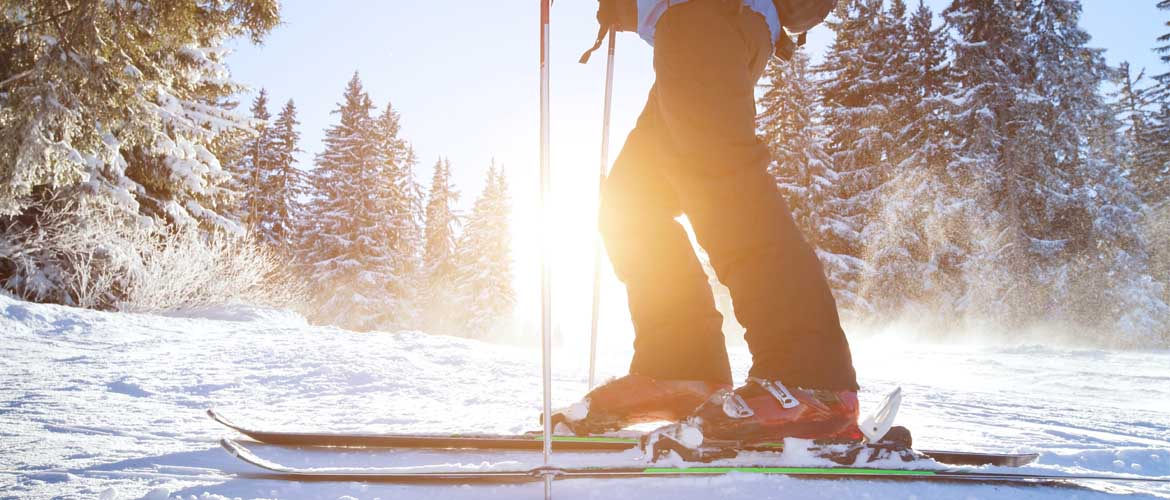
[{"xmin": 580, "ymin": 0, "xmax": 637, "ymax": 64}]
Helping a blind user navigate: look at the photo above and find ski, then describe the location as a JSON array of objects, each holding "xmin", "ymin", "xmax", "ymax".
[
  {"xmin": 208, "ymin": 408, "xmax": 1038, "ymax": 467},
  {"xmin": 220, "ymin": 438, "xmax": 1168, "ymax": 484}
]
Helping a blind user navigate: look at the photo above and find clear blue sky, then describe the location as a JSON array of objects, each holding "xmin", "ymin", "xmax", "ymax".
[{"xmin": 226, "ymin": 1, "xmax": 1167, "ymax": 347}]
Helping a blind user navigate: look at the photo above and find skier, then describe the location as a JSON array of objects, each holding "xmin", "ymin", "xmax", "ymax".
[{"xmin": 556, "ymin": 0, "xmax": 861, "ymax": 449}]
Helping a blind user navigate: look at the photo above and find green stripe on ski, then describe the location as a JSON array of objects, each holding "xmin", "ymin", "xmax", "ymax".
[
  {"xmin": 531, "ymin": 435, "xmax": 639, "ymax": 444},
  {"xmin": 529, "ymin": 435, "xmax": 789, "ymax": 448},
  {"xmin": 640, "ymin": 467, "xmax": 938, "ymax": 476}
]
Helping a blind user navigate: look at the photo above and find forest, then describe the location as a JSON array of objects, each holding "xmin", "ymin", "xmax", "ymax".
[
  {"xmin": 1, "ymin": 0, "xmax": 1167, "ymax": 347},
  {"xmin": 759, "ymin": 0, "xmax": 1169, "ymax": 347},
  {"xmin": 0, "ymin": 1, "xmax": 515, "ymax": 338}
]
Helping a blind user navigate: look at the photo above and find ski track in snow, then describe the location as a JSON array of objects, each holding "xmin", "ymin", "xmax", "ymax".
[{"xmin": 1, "ymin": 295, "xmax": 1169, "ymax": 499}]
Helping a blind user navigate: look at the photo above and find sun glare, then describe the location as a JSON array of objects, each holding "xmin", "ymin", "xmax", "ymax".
[{"xmin": 509, "ymin": 132, "xmax": 640, "ymax": 372}]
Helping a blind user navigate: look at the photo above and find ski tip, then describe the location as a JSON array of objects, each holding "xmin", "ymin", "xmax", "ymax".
[
  {"xmin": 207, "ymin": 407, "xmax": 228, "ymax": 423},
  {"xmin": 219, "ymin": 437, "xmax": 243, "ymax": 457},
  {"xmin": 207, "ymin": 408, "xmax": 242, "ymax": 431}
]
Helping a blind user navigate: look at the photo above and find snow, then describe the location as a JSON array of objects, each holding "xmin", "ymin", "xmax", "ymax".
[{"xmin": 2, "ymin": 295, "xmax": 1169, "ymax": 499}]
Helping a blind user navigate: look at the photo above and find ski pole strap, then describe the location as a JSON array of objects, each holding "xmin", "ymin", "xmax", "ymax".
[{"xmin": 580, "ymin": 24, "xmax": 610, "ymax": 64}]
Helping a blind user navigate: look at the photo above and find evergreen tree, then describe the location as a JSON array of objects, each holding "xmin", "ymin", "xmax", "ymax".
[
  {"xmin": 1156, "ymin": 0, "xmax": 1170, "ymax": 81},
  {"xmin": 374, "ymin": 101, "xmax": 425, "ymax": 327},
  {"xmin": 816, "ymin": 0, "xmax": 903, "ymax": 269},
  {"xmin": 759, "ymin": 50, "xmax": 868, "ymax": 315},
  {"xmin": 301, "ymin": 73, "xmax": 414, "ymax": 331},
  {"xmin": 942, "ymin": 0, "xmax": 1048, "ymax": 320},
  {"xmin": 1139, "ymin": 0, "xmax": 1170, "ymax": 205},
  {"xmin": 1144, "ymin": 1, "xmax": 1170, "ymax": 343},
  {"xmin": 1113, "ymin": 61, "xmax": 1160, "ymax": 196},
  {"xmin": 1075, "ymin": 100, "xmax": 1169, "ymax": 345},
  {"xmin": 1114, "ymin": 63, "xmax": 1153, "ymax": 152},
  {"xmin": 454, "ymin": 162, "xmax": 515, "ymax": 339},
  {"xmin": 943, "ymin": 0, "xmax": 1165, "ymax": 338},
  {"xmin": 0, "ymin": 0, "xmax": 279, "ymax": 305},
  {"xmin": 1020, "ymin": 0, "xmax": 1159, "ymax": 333},
  {"xmin": 237, "ymin": 88, "xmax": 275, "ymax": 233},
  {"xmin": 859, "ymin": 0, "xmax": 969, "ymax": 316},
  {"xmin": 258, "ymin": 99, "xmax": 308, "ymax": 253},
  {"xmin": 422, "ymin": 157, "xmax": 461, "ymax": 335}
]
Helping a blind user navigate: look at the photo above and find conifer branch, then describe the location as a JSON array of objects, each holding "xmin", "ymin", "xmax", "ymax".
[{"xmin": 2, "ymin": 5, "xmax": 81, "ymax": 36}]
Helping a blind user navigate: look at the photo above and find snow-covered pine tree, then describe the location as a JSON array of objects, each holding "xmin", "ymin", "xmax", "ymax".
[
  {"xmin": 816, "ymin": 0, "xmax": 902, "ymax": 277},
  {"xmin": 859, "ymin": 0, "xmax": 970, "ymax": 317},
  {"xmin": 453, "ymin": 161, "xmax": 515, "ymax": 339},
  {"xmin": 374, "ymin": 102, "xmax": 425, "ymax": 328},
  {"xmin": 235, "ymin": 89, "xmax": 275, "ymax": 234},
  {"xmin": 1115, "ymin": 63, "xmax": 1152, "ymax": 155},
  {"xmin": 258, "ymin": 99, "xmax": 308, "ymax": 253},
  {"xmin": 1138, "ymin": 0, "xmax": 1170, "ymax": 205},
  {"xmin": 1113, "ymin": 62, "xmax": 1159, "ymax": 193},
  {"xmin": 1018, "ymin": 0, "xmax": 1165, "ymax": 337},
  {"xmin": 758, "ymin": 50, "xmax": 868, "ymax": 316},
  {"xmin": 942, "ymin": 0, "xmax": 1165, "ymax": 341},
  {"xmin": 877, "ymin": 0, "xmax": 912, "ymax": 169},
  {"xmin": 422, "ymin": 157, "xmax": 462, "ymax": 335},
  {"xmin": 1144, "ymin": 1, "xmax": 1170, "ymax": 343},
  {"xmin": 300, "ymin": 73, "xmax": 413, "ymax": 331},
  {"xmin": 1076, "ymin": 97, "xmax": 1169, "ymax": 346},
  {"xmin": 0, "ymin": 0, "xmax": 278, "ymax": 306},
  {"xmin": 942, "ymin": 0, "xmax": 1044, "ymax": 322}
]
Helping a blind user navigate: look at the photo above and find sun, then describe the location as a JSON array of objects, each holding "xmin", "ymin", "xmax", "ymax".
[{"xmin": 507, "ymin": 141, "xmax": 641, "ymax": 363}]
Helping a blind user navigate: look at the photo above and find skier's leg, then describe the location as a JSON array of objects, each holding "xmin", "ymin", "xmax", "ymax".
[
  {"xmin": 548, "ymin": 88, "xmax": 732, "ymax": 435},
  {"xmin": 600, "ymin": 89, "xmax": 732, "ymax": 385},
  {"xmin": 652, "ymin": 0, "xmax": 857, "ymax": 390}
]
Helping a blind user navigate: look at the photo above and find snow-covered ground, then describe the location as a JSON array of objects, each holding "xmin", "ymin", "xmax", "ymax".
[{"xmin": 2, "ymin": 295, "xmax": 1169, "ymax": 499}]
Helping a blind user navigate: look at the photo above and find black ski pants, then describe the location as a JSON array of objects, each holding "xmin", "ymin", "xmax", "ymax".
[{"xmin": 600, "ymin": 0, "xmax": 858, "ymax": 390}]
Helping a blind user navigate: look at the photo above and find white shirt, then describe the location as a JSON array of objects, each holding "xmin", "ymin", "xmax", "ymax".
[{"xmin": 636, "ymin": 0, "xmax": 782, "ymax": 46}]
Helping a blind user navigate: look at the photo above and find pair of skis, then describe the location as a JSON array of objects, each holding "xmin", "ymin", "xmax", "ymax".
[
  {"xmin": 208, "ymin": 408, "xmax": 1030, "ymax": 466},
  {"xmin": 209, "ymin": 408, "xmax": 1169, "ymax": 485}
]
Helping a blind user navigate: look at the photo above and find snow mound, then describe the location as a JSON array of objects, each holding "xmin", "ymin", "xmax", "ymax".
[{"xmin": 158, "ymin": 303, "xmax": 308, "ymax": 325}]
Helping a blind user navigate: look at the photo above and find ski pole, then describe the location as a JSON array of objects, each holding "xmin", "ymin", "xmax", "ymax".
[
  {"xmin": 588, "ymin": 29, "xmax": 616, "ymax": 390},
  {"xmin": 539, "ymin": 0, "xmax": 554, "ymax": 498}
]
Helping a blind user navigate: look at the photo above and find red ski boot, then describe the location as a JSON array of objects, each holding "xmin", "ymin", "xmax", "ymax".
[
  {"xmin": 644, "ymin": 378, "xmax": 861, "ymax": 460},
  {"xmin": 550, "ymin": 374, "xmax": 730, "ymax": 436}
]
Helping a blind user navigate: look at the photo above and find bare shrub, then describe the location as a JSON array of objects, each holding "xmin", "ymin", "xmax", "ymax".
[
  {"xmin": 0, "ymin": 202, "xmax": 305, "ymax": 312},
  {"xmin": 118, "ymin": 227, "xmax": 307, "ymax": 313},
  {"xmin": 0, "ymin": 202, "xmax": 133, "ymax": 308}
]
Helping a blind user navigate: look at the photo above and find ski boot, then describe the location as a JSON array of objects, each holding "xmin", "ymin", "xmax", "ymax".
[
  {"xmin": 642, "ymin": 378, "xmax": 914, "ymax": 464},
  {"xmin": 548, "ymin": 374, "xmax": 729, "ymax": 435}
]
